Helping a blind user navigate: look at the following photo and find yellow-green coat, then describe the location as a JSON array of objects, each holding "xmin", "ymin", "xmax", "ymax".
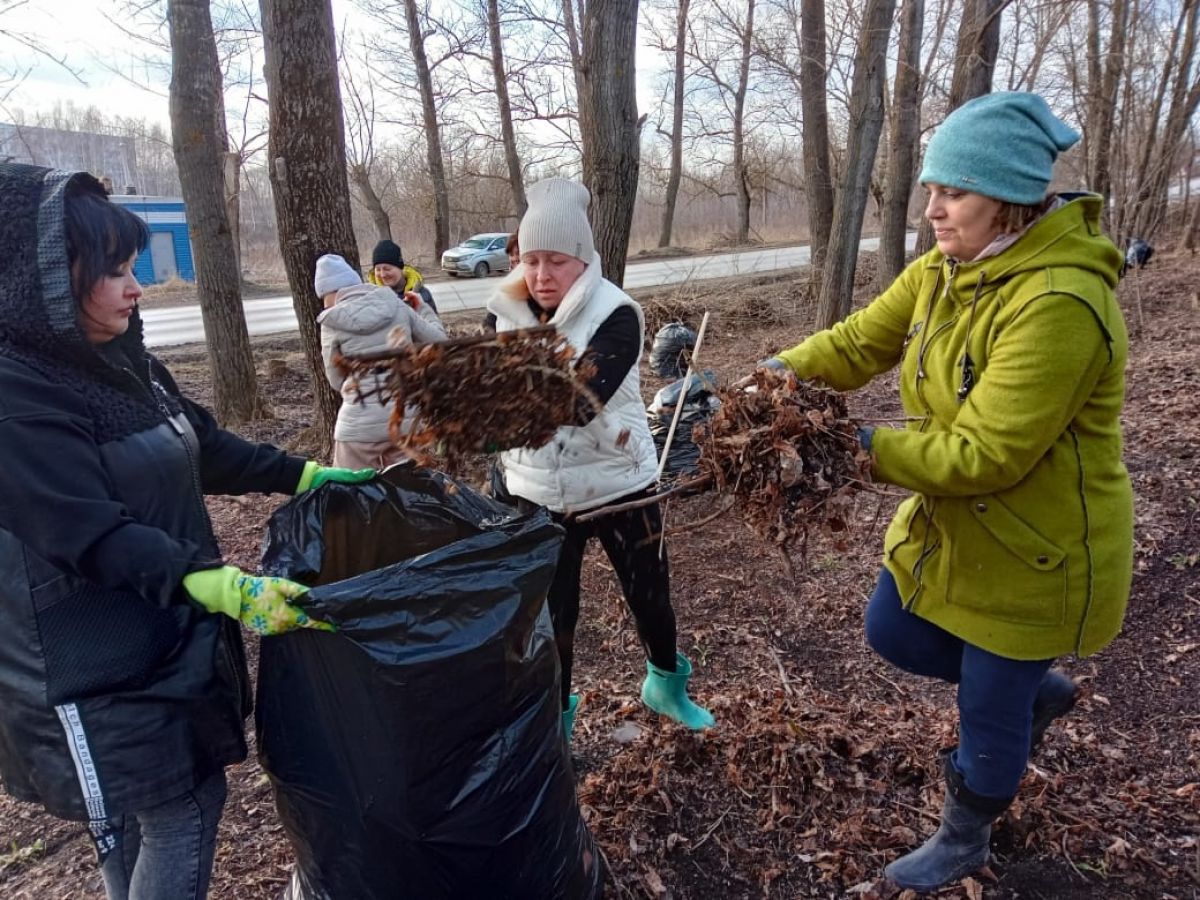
[{"xmin": 777, "ymin": 196, "xmax": 1132, "ymax": 659}]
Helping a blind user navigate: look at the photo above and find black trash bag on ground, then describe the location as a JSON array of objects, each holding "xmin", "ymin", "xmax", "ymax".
[
  {"xmin": 256, "ymin": 465, "xmax": 603, "ymax": 900},
  {"xmin": 648, "ymin": 322, "xmax": 697, "ymax": 378},
  {"xmin": 648, "ymin": 370, "xmax": 720, "ymax": 479},
  {"xmin": 1122, "ymin": 238, "xmax": 1153, "ymax": 276}
]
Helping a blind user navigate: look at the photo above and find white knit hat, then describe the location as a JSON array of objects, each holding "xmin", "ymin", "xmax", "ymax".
[
  {"xmin": 518, "ymin": 178, "xmax": 594, "ymax": 261},
  {"xmin": 314, "ymin": 254, "xmax": 361, "ymax": 297}
]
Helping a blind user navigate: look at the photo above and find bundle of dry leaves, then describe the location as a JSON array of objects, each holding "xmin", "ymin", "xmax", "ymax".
[
  {"xmin": 692, "ymin": 368, "xmax": 872, "ymax": 553},
  {"xmin": 337, "ymin": 327, "xmax": 597, "ymax": 469}
]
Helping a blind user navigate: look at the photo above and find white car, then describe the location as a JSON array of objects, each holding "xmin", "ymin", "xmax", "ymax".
[{"xmin": 441, "ymin": 232, "xmax": 512, "ymax": 278}]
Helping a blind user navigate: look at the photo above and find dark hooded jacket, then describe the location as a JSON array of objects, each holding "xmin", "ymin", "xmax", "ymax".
[{"xmin": 0, "ymin": 164, "xmax": 307, "ymax": 821}]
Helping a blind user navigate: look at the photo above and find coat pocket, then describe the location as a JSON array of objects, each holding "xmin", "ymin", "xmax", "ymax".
[
  {"xmin": 940, "ymin": 495, "xmax": 1067, "ymax": 626},
  {"xmin": 33, "ymin": 578, "xmax": 185, "ymax": 705}
]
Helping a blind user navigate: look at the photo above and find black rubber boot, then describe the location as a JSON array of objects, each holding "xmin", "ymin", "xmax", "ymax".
[
  {"xmin": 1029, "ymin": 669, "xmax": 1078, "ymax": 753},
  {"xmin": 884, "ymin": 758, "xmax": 1010, "ymax": 892}
]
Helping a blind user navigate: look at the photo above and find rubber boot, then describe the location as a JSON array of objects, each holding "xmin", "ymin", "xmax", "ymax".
[
  {"xmin": 640, "ymin": 652, "xmax": 715, "ymax": 730},
  {"xmin": 884, "ymin": 760, "xmax": 1008, "ymax": 892},
  {"xmin": 562, "ymin": 694, "xmax": 580, "ymax": 741},
  {"xmin": 1029, "ymin": 669, "xmax": 1078, "ymax": 752}
]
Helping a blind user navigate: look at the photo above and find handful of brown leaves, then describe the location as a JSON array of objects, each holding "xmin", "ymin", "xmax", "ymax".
[
  {"xmin": 337, "ymin": 327, "xmax": 597, "ymax": 470},
  {"xmin": 693, "ymin": 368, "xmax": 871, "ymax": 551}
]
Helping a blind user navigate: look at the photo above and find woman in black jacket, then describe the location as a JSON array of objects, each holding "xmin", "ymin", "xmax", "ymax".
[{"xmin": 0, "ymin": 165, "xmax": 369, "ymax": 898}]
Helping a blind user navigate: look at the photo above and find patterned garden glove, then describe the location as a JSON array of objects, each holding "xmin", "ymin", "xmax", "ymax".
[
  {"xmin": 295, "ymin": 460, "xmax": 376, "ymax": 493},
  {"xmin": 183, "ymin": 566, "xmax": 334, "ymax": 636}
]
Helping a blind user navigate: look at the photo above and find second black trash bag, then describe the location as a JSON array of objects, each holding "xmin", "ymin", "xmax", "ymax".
[{"xmin": 256, "ymin": 465, "xmax": 603, "ymax": 900}]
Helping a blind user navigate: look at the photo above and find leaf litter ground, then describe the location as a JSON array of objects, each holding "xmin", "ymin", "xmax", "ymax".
[{"xmin": 1, "ymin": 252, "xmax": 1196, "ymax": 899}]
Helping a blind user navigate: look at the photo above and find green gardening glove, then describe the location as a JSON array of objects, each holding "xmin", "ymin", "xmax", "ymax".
[
  {"xmin": 295, "ymin": 460, "xmax": 376, "ymax": 494},
  {"xmin": 183, "ymin": 566, "xmax": 334, "ymax": 636}
]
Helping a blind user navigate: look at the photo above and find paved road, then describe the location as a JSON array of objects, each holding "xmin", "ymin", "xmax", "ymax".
[{"xmin": 141, "ymin": 234, "xmax": 915, "ymax": 347}]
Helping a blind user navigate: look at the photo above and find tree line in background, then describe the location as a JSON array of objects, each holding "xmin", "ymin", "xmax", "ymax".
[{"xmin": 2, "ymin": 0, "xmax": 1198, "ymax": 442}]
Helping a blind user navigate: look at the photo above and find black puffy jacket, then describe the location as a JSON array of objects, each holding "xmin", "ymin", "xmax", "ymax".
[{"xmin": 0, "ymin": 164, "xmax": 306, "ymax": 821}]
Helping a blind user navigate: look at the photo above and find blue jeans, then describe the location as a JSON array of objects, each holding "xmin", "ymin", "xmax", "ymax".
[
  {"xmin": 94, "ymin": 770, "xmax": 227, "ymax": 900},
  {"xmin": 865, "ymin": 569, "xmax": 1053, "ymax": 801}
]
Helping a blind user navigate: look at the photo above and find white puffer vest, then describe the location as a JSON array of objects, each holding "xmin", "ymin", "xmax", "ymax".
[{"xmin": 487, "ymin": 255, "xmax": 658, "ymax": 512}]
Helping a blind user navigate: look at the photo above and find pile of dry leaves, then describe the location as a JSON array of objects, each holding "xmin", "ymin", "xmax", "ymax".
[
  {"xmin": 692, "ymin": 368, "xmax": 872, "ymax": 554},
  {"xmin": 337, "ymin": 326, "xmax": 596, "ymax": 469}
]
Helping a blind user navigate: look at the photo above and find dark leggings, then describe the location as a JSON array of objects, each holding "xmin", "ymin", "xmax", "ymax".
[{"xmin": 543, "ymin": 489, "xmax": 678, "ymax": 710}]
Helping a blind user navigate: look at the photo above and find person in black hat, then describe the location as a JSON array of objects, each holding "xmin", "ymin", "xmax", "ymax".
[{"xmin": 370, "ymin": 239, "xmax": 439, "ymax": 314}]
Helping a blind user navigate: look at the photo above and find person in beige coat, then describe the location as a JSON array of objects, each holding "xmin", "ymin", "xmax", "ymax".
[{"xmin": 314, "ymin": 254, "xmax": 446, "ymax": 468}]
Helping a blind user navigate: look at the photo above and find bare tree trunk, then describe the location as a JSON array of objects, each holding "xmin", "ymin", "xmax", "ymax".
[
  {"xmin": 814, "ymin": 0, "xmax": 896, "ymax": 329},
  {"xmin": 915, "ymin": 0, "xmax": 1008, "ymax": 255},
  {"xmin": 1085, "ymin": 0, "xmax": 1128, "ymax": 204},
  {"xmin": 487, "ymin": 0, "xmax": 526, "ymax": 217},
  {"xmin": 561, "ymin": 0, "xmax": 587, "ymax": 134},
  {"xmin": 732, "ymin": 0, "xmax": 756, "ymax": 244},
  {"xmin": 260, "ymin": 0, "xmax": 355, "ymax": 447},
  {"xmin": 578, "ymin": 0, "xmax": 640, "ymax": 286},
  {"xmin": 403, "ymin": 0, "xmax": 451, "ymax": 258},
  {"xmin": 658, "ymin": 0, "xmax": 690, "ymax": 248},
  {"xmin": 948, "ymin": 0, "xmax": 1007, "ymax": 106},
  {"xmin": 1129, "ymin": 0, "xmax": 1200, "ymax": 242},
  {"xmin": 878, "ymin": 0, "xmax": 923, "ymax": 288},
  {"xmin": 1106, "ymin": 0, "xmax": 1145, "ymax": 244},
  {"xmin": 350, "ymin": 162, "xmax": 393, "ymax": 241},
  {"xmin": 167, "ymin": 0, "xmax": 263, "ymax": 426},
  {"xmin": 800, "ymin": 0, "xmax": 834, "ymax": 272},
  {"xmin": 1184, "ymin": 184, "xmax": 1200, "ymax": 253},
  {"xmin": 223, "ymin": 150, "xmax": 242, "ymax": 278}
]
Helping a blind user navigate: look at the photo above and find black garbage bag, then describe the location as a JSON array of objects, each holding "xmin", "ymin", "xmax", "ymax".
[
  {"xmin": 1122, "ymin": 238, "xmax": 1154, "ymax": 276},
  {"xmin": 648, "ymin": 322, "xmax": 697, "ymax": 378},
  {"xmin": 256, "ymin": 465, "xmax": 603, "ymax": 900},
  {"xmin": 648, "ymin": 370, "xmax": 720, "ymax": 479}
]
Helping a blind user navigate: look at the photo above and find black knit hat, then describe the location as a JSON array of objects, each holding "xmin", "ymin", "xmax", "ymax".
[{"xmin": 372, "ymin": 239, "xmax": 403, "ymax": 267}]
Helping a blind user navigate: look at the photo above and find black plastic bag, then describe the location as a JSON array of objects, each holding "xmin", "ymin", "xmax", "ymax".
[
  {"xmin": 1122, "ymin": 238, "xmax": 1153, "ymax": 276},
  {"xmin": 256, "ymin": 465, "xmax": 603, "ymax": 900},
  {"xmin": 647, "ymin": 371, "xmax": 720, "ymax": 479},
  {"xmin": 648, "ymin": 322, "xmax": 697, "ymax": 378}
]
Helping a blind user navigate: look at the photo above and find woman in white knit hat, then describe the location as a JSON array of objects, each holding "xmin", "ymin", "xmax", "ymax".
[
  {"xmin": 486, "ymin": 177, "xmax": 714, "ymax": 739},
  {"xmin": 314, "ymin": 253, "xmax": 446, "ymax": 469}
]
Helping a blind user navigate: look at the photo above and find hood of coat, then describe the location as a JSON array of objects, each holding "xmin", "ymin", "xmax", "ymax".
[
  {"xmin": 317, "ymin": 283, "xmax": 402, "ymax": 334},
  {"xmin": 0, "ymin": 163, "xmax": 148, "ymax": 365},
  {"xmin": 487, "ymin": 251, "xmax": 603, "ymax": 327},
  {"xmin": 926, "ymin": 194, "xmax": 1122, "ymax": 292}
]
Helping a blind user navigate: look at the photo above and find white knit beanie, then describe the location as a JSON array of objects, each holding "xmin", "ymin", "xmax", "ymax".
[
  {"xmin": 518, "ymin": 178, "xmax": 594, "ymax": 261},
  {"xmin": 314, "ymin": 253, "xmax": 361, "ymax": 297}
]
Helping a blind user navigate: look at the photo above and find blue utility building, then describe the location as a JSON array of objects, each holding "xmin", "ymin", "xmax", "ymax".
[{"xmin": 110, "ymin": 195, "xmax": 195, "ymax": 285}]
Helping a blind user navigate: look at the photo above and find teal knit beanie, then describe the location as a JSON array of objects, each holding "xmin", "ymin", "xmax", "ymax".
[{"xmin": 919, "ymin": 92, "xmax": 1080, "ymax": 205}]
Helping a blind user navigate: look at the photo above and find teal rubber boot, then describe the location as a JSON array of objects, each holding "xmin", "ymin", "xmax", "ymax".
[
  {"xmin": 640, "ymin": 652, "xmax": 715, "ymax": 730},
  {"xmin": 562, "ymin": 694, "xmax": 580, "ymax": 741}
]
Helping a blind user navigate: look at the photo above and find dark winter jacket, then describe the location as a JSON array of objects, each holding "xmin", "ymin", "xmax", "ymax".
[{"xmin": 0, "ymin": 164, "xmax": 307, "ymax": 821}]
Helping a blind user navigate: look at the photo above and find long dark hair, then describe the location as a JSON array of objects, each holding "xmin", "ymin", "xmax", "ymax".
[{"xmin": 64, "ymin": 179, "xmax": 149, "ymax": 303}]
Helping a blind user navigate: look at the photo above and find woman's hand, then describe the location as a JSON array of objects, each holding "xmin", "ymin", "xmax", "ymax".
[
  {"xmin": 734, "ymin": 357, "xmax": 790, "ymax": 389},
  {"xmin": 295, "ymin": 462, "xmax": 376, "ymax": 493},
  {"xmin": 183, "ymin": 566, "xmax": 334, "ymax": 636}
]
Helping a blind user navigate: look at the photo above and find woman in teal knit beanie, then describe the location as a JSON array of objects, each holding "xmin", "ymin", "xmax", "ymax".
[{"xmin": 756, "ymin": 92, "xmax": 1132, "ymax": 891}]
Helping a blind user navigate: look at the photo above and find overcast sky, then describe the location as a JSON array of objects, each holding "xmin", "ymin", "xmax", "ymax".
[
  {"xmin": 2, "ymin": 0, "xmax": 393, "ymax": 127},
  {"xmin": 3, "ymin": 2, "xmax": 152, "ymax": 119},
  {"xmin": 3, "ymin": 0, "xmax": 660, "ymax": 131}
]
